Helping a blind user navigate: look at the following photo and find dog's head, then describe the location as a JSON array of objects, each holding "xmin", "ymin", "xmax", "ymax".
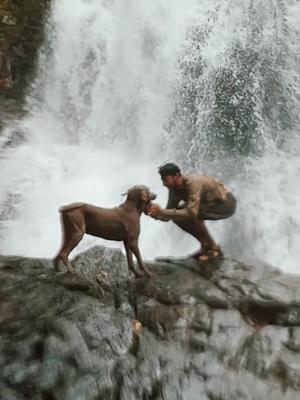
[{"xmin": 126, "ymin": 185, "xmax": 156, "ymax": 212}]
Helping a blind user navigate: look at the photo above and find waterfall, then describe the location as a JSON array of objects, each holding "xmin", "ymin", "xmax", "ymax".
[
  {"xmin": 168, "ymin": 0, "xmax": 300, "ymax": 271},
  {"xmin": 0, "ymin": 0, "xmax": 299, "ymax": 272}
]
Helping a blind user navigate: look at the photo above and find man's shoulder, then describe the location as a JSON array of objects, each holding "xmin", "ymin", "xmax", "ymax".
[
  {"xmin": 183, "ymin": 174, "xmax": 223, "ymax": 192},
  {"xmin": 183, "ymin": 174, "xmax": 210, "ymax": 184}
]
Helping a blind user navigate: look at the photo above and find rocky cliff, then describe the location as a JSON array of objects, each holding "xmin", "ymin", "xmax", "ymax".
[
  {"xmin": 1, "ymin": 246, "xmax": 300, "ymax": 399},
  {"xmin": 0, "ymin": 0, "xmax": 51, "ymax": 129},
  {"xmin": 0, "ymin": 0, "xmax": 50, "ymax": 95}
]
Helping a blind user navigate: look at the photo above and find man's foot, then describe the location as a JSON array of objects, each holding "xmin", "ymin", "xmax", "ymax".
[{"xmin": 198, "ymin": 246, "xmax": 223, "ymax": 262}]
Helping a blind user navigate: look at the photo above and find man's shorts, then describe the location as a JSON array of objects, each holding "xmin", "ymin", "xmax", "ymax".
[{"xmin": 198, "ymin": 192, "xmax": 237, "ymax": 221}]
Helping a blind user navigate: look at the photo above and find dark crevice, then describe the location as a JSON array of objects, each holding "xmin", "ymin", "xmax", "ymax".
[
  {"xmin": 128, "ymin": 332, "xmax": 140, "ymax": 357},
  {"xmin": 34, "ymin": 340, "xmax": 44, "ymax": 360},
  {"xmin": 42, "ymin": 391, "xmax": 56, "ymax": 400},
  {"xmin": 145, "ymin": 380, "xmax": 163, "ymax": 400},
  {"xmin": 241, "ymin": 303, "xmax": 288, "ymax": 329}
]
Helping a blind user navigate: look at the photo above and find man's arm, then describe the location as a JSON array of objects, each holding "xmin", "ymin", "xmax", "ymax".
[
  {"xmin": 147, "ymin": 191, "xmax": 181, "ymax": 221},
  {"xmin": 156, "ymin": 191, "xmax": 180, "ymax": 221},
  {"xmin": 160, "ymin": 182, "xmax": 201, "ymax": 220}
]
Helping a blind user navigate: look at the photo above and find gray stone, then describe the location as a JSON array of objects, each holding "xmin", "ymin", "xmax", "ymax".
[
  {"xmin": 232, "ymin": 326, "xmax": 289, "ymax": 377},
  {"xmin": 286, "ymin": 327, "xmax": 300, "ymax": 351},
  {"xmin": 1, "ymin": 246, "xmax": 300, "ymax": 399}
]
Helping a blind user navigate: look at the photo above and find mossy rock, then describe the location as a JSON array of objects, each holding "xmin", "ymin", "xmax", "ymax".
[{"xmin": 0, "ymin": 0, "xmax": 51, "ymax": 100}]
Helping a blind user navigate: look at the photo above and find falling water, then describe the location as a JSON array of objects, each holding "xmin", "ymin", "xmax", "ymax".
[
  {"xmin": 169, "ymin": 0, "xmax": 300, "ymax": 272},
  {"xmin": 0, "ymin": 0, "xmax": 299, "ymax": 272}
]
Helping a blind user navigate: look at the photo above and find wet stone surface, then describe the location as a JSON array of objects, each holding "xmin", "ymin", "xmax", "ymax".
[{"xmin": 1, "ymin": 245, "xmax": 300, "ymax": 399}]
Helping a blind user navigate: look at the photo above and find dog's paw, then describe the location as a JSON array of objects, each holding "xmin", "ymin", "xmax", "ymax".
[{"xmin": 135, "ymin": 270, "xmax": 146, "ymax": 279}]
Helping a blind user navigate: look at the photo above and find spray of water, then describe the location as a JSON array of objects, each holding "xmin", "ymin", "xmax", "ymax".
[
  {"xmin": 0, "ymin": 0, "xmax": 299, "ymax": 272},
  {"xmin": 0, "ymin": 0, "xmax": 200, "ymax": 259},
  {"xmin": 168, "ymin": 0, "xmax": 300, "ymax": 272}
]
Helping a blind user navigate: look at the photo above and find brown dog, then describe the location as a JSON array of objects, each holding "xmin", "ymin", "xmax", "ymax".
[{"xmin": 53, "ymin": 185, "xmax": 156, "ymax": 277}]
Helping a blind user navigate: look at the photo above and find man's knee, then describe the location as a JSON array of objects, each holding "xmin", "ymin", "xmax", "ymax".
[{"xmin": 173, "ymin": 217, "xmax": 202, "ymax": 234}]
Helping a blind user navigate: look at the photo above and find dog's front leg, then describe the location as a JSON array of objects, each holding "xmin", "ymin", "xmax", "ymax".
[
  {"xmin": 130, "ymin": 242, "xmax": 153, "ymax": 278},
  {"xmin": 53, "ymin": 254, "xmax": 76, "ymax": 274},
  {"xmin": 124, "ymin": 241, "xmax": 143, "ymax": 278}
]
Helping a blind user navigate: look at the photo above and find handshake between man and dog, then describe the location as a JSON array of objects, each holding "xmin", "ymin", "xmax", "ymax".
[{"xmin": 53, "ymin": 185, "xmax": 156, "ymax": 278}]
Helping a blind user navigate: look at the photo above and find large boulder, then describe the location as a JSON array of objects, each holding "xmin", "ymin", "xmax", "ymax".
[{"xmin": 0, "ymin": 246, "xmax": 300, "ymax": 399}]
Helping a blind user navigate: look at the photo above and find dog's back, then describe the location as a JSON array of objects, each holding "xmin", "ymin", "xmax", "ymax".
[
  {"xmin": 59, "ymin": 202, "xmax": 129, "ymax": 241},
  {"xmin": 59, "ymin": 202, "xmax": 87, "ymax": 213}
]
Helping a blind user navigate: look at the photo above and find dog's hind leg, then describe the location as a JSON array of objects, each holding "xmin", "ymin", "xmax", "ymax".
[
  {"xmin": 57, "ymin": 231, "xmax": 84, "ymax": 273},
  {"xmin": 124, "ymin": 241, "xmax": 143, "ymax": 278},
  {"xmin": 54, "ymin": 212, "xmax": 84, "ymax": 273},
  {"xmin": 53, "ymin": 256, "xmax": 65, "ymax": 273}
]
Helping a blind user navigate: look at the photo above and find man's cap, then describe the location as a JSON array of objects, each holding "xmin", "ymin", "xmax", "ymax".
[{"xmin": 158, "ymin": 162, "xmax": 181, "ymax": 178}]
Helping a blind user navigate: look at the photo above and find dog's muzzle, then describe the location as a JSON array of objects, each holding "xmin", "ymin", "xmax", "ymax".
[{"xmin": 150, "ymin": 193, "xmax": 157, "ymax": 201}]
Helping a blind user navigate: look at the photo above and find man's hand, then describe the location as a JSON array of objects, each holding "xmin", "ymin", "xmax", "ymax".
[{"xmin": 146, "ymin": 203, "xmax": 163, "ymax": 219}]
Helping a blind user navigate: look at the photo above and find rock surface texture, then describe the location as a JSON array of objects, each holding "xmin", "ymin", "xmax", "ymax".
[{"xmin": 0, "ymin": 245, "xmax": 300, "ymax": 399}]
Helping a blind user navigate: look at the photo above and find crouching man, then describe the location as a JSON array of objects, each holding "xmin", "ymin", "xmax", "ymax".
[{"xmin": 147, "ymin": 162, "xmax": 237, "ymax": 262}]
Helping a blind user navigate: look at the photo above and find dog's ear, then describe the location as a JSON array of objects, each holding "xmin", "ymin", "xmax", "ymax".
[
  {"xmin": 140, "ymin": 188, "xmax": 149, "ymax": 203},
  {"xmin": 126, "ymin": 187, "xmax": 140, "ymax": 202}
]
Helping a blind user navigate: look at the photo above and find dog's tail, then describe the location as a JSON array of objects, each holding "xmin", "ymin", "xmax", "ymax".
[{"xmin": 58, "ymin": 202, "xmax": 87, "ymax": 213}]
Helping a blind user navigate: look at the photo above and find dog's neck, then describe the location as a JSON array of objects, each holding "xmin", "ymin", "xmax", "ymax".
[{"xmin": 121, "ymin": 199, "xmax": 144, "ymax": 214}]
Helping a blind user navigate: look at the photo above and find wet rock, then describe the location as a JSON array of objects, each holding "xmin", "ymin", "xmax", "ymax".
[
  {"xmin": 276, "ymin": 350, "xmax": 300, "ymax": 390},
  {"xmin": 286, "ymin": 327, "xmax": 300, "ymax": 351},
  {"xmin": 1, "ymin": 246, "xmax": 300, "ymax": 399},
  {"xmin": 0, "ymin": 49, "xmax": 12, "ymax": 89},
  {"xmin": 0, "ymin": 0, "xmax": 51, "ymax": 100},
  {"xmin": 232, "ymin": 325, "xmax": 289, "ymax": 378}
]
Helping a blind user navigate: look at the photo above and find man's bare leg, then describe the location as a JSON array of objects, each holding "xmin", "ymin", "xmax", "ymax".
[{"xmin": 173, "ymin": 218, "xmax": 217, "ymax": 257}]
